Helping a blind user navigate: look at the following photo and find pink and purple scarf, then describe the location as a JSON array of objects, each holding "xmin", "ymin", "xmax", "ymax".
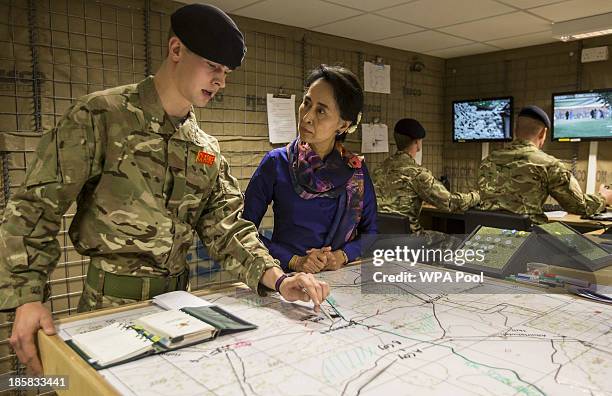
[{"xmin": 287, "ymin": 138, "xmax": 364, "ymax": 247}]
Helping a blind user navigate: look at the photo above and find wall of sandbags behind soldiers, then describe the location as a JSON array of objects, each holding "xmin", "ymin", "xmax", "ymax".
[{"xmin": 0, "ymin": 0, "xmax": 444, "ymax": 381}]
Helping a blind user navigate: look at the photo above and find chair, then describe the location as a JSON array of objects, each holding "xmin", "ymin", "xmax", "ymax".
[
  {"xmin": 376, "ymin": 212, "xmax": 410, "ymax": 234},
  {"xmin": 464, "ymin": 209, "xmax": 533, "ymax": 234}
]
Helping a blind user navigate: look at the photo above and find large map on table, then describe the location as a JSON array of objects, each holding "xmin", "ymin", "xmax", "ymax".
[{"xmin": 58, "ymin": 263, "xmax": 611, "ymax": 396}]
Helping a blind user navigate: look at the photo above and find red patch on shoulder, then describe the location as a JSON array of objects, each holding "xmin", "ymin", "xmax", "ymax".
[{"xmin": 196, "ymin": 151, "xmax": 216, "ymax": 166}]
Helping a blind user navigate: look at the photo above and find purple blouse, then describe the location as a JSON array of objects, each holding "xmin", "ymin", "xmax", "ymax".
[{"xmin": 243, "ymin": 147, "xmax": 377, "ymax": 270}]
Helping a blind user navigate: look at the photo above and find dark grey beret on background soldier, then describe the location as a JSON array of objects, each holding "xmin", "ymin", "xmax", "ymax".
[
  {"xmin": 479, "ymin": 105, "xmax": 611, "ymax": 223},
  {"xmin": 373, "ymin": 118, "xmax": 480, "ymax": 234}
]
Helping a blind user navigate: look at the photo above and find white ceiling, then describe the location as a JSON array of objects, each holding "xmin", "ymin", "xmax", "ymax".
[{"xmin": 182, "ymin": 0, "xmax": 612, "ymax": 58}]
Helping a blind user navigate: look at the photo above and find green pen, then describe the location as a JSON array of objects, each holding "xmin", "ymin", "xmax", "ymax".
[
  {"xmin": 301, "ymin": 288, "xmax": 334, "ymax": 322},
  {"xmin": 325, "ymin": 295, "xmax": 347, "ymax": 321}
]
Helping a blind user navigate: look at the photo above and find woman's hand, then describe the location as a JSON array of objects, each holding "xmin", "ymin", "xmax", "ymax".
[
  {"xmin": 324, "ymin": 250, "xmax": 347, "ymax": 271},
  {"xmin": 290, "ymin": 247, "xmax": 332, "ymax": 273}
]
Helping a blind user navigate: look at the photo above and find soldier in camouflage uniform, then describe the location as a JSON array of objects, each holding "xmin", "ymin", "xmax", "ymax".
[
  {"xmin": 479, "ymin": 105, "xmax": 611, "ymax": 224},
  {"xmin": 373, "ymin": 118, "xmax": 480, "ymax": 235},
  {"xmin": 1, "ymin": 4, "xmax": 329, "ymax": 375}
]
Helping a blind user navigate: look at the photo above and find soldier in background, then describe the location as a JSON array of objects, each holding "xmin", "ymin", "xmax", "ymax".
[
  {"xmin": 0, "ymin": 4, "xmax": 329, "ymax": 375},
  {"xmin": 479, "ymin": 105, "xmax": 612, "ymax": 224},
  {"xmin": 373, "ymin": 118, "xmax": 480, "ymax": 235}
]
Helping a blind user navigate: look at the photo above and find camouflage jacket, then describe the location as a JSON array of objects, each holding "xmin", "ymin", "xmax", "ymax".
[
  {"xmin": 0, "ymin": 76, "xmax": 280, "ymax": 310},
  {"xmin": 478, "ymin": 139, "xmax": 606, "ymax": 224},
  {"xmin": 372, "ymin": 151, "xmax": 479, "ymax": 233}
]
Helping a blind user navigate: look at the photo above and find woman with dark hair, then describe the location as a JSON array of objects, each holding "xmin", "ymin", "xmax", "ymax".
[{"xmin": 243, "ymin": 65, "xmax": 377, "ymax": 273}]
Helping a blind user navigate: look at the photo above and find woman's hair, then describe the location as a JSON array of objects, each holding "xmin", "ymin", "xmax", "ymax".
[{"xmin": 304, "ymin": 65, "xmax": 363, "ymax": 141}]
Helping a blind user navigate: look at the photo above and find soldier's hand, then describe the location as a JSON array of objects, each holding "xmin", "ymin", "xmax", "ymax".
[
  {"xmin": 599, "ymin": 184, "xmax": 612, "ymax": 205},
  {"xmin": 278, "ymin": 272, "xmax": 330, "ymax": 312},
  {"xmin": 10, "ymin": 302, "xmax": 56, "ymax": 375}
]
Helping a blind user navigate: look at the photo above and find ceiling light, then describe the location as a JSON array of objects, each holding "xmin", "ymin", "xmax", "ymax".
[{"xmin": 552, "ymin": 12, "xmax": 612, "ymax": 42}]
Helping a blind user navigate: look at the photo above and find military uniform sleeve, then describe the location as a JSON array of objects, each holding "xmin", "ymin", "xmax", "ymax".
[
  {"xmin": 0, "ymin": 101, "xmax": 98, "ymax": 310},
  {"xmin": 477, "ymin": 158, "xmax": 493, "ymax": 194},
  {"xmin": 547, "ymin": 161, "xmax": 605, "ymax": 216},
  {"xmin": 195, "ymin": 156, "xmax": 282, "ymax": 296},
  {"xmin": 413, "ymin": 168, "xmax": 479, "ymax": 212}
]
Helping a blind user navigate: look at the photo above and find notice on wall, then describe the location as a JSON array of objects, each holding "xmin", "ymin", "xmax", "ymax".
[
  {"xmin": 266, "ymin": 94, "xmax": 297, "ymax": 144},
  {"xmin": 364, "ymin": 61, "xmax": 390, "ymax": 94},
  {"xmin": 361, "ymin": 123, "xmax": 389, "ymax": 153}
]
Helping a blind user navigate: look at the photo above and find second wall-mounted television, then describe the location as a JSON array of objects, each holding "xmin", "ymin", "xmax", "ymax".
[
  {"xmin": 452, "ymin": 97, "xmax": 513, "ymax": 142},
  {"xmin": 552, "ymin": 89, "xmax": 612, "ymax": 141}
]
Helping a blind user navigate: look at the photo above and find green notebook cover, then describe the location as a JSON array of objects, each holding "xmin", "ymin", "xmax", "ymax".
[
  {"xmin": 180, "ymin": 305, "xmax": 257, "ymax": 334},
  {"xmin": 67, "ymin": 305, "xmax": 256, "ymax": 370}
]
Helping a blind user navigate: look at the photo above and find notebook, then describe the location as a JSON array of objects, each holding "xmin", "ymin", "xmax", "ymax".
[
  {"xmin": 152, "ymin": 290, "xmax": 214, "ymax": 310},
  {"xmin": 67, "ymin": 295, "xmax": 257, "ymax": 370},
  {"xmin": 70, "ymin": 323, "xmax": 154, "ymax": 367},
  {"xmin": 133, "ymin": 309, "xmax": 216, "ymax": 347}
]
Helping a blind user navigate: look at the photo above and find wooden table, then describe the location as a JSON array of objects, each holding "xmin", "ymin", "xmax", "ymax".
[
  {"xmin": 37, "ymin": 264, "xmax": 611, "ymax": 396},
  {"xmin": 39, "ymin": 282, "xmax": 243, "ymax": 396}
]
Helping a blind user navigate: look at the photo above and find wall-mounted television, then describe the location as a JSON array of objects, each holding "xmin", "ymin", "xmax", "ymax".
[
  {"xmin": 452, "ymin": 97, "xmax": 513, "ymax": 142},
  {"xmin": 552, "ymin": 89, "xmax": 612, "ymax": 141}
]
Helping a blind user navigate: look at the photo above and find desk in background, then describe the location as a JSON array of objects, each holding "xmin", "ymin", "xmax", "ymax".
[
  {"xmin": 551, "ymin": 213, "xmax": 611, "ymax": 233},
  {"xmin": 420, "ymin": 203, "xmax": 611, "ymax": 234},
  {"xmin": 419, "ymin": 204, "xmax": 466, "ymax": 233}
]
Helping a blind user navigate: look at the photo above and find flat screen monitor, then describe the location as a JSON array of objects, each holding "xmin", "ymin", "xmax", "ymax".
[
  {"xmin": 552, "ymin": 89, "xmax": 612, "ymax": 141},
  {"xmin": 452, "ymin": 97, "xmax": 513, "ymax": 142}
]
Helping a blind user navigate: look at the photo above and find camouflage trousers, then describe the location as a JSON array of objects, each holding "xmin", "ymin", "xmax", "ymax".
[
  {"xmin": 77, "ymin": 283, "xmax": 140, "ymax": 312},
  {"xmin": 77, "ymin": 280, "xmax": 191, "ymax": 312}
]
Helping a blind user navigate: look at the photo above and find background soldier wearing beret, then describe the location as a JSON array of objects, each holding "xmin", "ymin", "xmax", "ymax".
[
  {"xmin": 373, "ymin": 118, "xmax": 480, "ymax": 234},
  {"xmin": 479, "ymin": 105, "xmax": 612, "ymax": 224},
  {"xmin": 0, "ymin": 3, "xmax": 329, "ymax": 375}
]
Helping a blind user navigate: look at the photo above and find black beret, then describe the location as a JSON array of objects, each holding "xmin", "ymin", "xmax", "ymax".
[
  {"xmin": 171, "ymin": 4, "xmax": 246, "ymax": 70},
  {"xmin": 518, "ymin": 105, "xmax": 550, "ymax": 129},
  {"xmin": 394, "ymin": 118, "xmax": 426, "ymax": 139}
]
